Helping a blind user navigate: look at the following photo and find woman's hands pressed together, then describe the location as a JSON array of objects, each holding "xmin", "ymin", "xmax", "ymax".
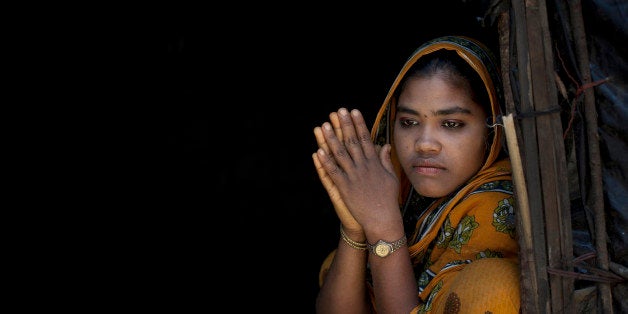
[{"xmin": 312, "ymin": 108, "xmax": 401, "ymax": 237}]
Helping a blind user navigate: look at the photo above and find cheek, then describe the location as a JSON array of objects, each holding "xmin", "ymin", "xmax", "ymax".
[
  {"xmin": 393, "ymin": 143, "xmax": 407, "ymax": 162},
  {"xmin": 462, "ymin": 130, "xmax": 489, "ymax": 163},
  {"xmin": 393, "ymin": 134, "xmax": 413, "ymax": 156},
  {"xmin": 444, "ymin": 124, "xmax": 485, "ymax": 156}
]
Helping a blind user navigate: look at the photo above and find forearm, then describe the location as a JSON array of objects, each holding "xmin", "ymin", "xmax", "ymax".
[
  {"xmin": 368, "ymin": 249, "xmax": 419, "ymax": 313},
  {"xmin": 316, "ymin": 238, "xmax": 372, "ymax": 314},
  {"xmin": 364, "ymin": 223, "xmax": 419, "ymax": 314}
]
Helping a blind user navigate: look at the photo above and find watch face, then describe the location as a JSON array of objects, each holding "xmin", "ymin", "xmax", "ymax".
[{"xmin": 375, "ymin": 243, "xmax": 392, "ymax": 257}]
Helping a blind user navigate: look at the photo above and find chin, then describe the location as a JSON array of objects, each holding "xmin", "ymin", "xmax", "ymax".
[{"xmin": 414, "ymin": 187, "xmax": 449, "ymax": 198}]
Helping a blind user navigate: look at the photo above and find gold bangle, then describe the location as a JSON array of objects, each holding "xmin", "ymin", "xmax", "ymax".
[{"xmin": 339, "ymin": 225, "xmax": 367, "ymax": 251}]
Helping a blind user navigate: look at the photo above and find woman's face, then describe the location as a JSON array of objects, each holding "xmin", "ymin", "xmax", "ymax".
[{"xmin": 394, "ymin": 74, "xmax": 489, "ymax": 198}]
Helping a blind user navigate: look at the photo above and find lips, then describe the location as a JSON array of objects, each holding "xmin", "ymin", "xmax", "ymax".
[
  {"xmin": 412, "ymin": 159, "xmax": 445, "ymax": 175},
  {"xmin": 413, "ymin": 159, "xmax": 445, "ymax": 168}
]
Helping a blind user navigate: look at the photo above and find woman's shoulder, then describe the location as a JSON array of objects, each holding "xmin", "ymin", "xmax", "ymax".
[{"xmin": 453, "ymin": 179, "xmax": 516, "ymax": 218}]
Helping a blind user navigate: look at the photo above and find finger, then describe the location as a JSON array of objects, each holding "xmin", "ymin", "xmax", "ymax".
[
  {"xmin": 313, "ymin": 153, "xmax": 360, "ymax": 229},
  {"xmin": 315, "ymin": 111, "xmax": 346, "ymax": 154},
  {"xmin": 379, "ymin": 144, "xmax": 396, "ymax": 174},
  {"xmin": 321, "ymin": 121, "xmax": 354, "ymax": 170},
  {"xmin": 316, "ymin": 144, "xmax": 347, "ymax": 180},
  {"xmin": 336, "ymin": 108, "xmax": 366, "ymax": 162},
  {"xmin": 312, "ymin": 152, "xmax": 345, "ymax": 204},
  {"xmin": 329, "ymin": 112, "xmax": 343, "ymax": 141},
  {"xmin": 314, "ymin": 126, "xmax": 331, "ymax": 154},
  {"xmin": 312, "ymin": 152, "xmax": 335, "ymax": 192},
  {"xmin": 350, "ymin": 109, "xmax": 378, "ymax": 158}
]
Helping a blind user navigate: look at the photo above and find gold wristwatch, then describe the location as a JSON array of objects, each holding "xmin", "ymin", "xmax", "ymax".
[{"xmin": 367, "ymin": 236, "xmax": 407, "ymax": 257}]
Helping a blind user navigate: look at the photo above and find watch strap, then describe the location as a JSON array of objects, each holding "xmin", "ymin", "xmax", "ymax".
[{"xmin": 367, "ymin": 236, "xmax": 407, "ymax": 257}]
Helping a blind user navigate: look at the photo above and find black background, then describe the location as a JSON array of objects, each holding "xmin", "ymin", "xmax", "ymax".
[{"xmin": 154, "ymin": 3, "xmax": 499, "ymax": 311}]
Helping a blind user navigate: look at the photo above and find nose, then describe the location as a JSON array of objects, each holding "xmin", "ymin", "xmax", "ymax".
[{"xmin": 414, "ymin": 128, "xmax": 441, "ymax": 154}]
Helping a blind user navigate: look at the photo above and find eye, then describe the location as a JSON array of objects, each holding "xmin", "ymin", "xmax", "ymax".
[
  {"xmin": 442, "ymin": 121, "xmax": 464, "ymax": 129},
  {"xmin": 398, "ymin": 118, "xmax": 418, "ymax": 128}
]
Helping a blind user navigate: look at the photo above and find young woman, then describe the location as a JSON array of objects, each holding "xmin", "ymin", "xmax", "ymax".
[{"xmin": 312, "ymin": 36, "xmax": 520, "ymax": 313}]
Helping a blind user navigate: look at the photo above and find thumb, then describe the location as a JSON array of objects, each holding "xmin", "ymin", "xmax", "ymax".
[{"xmin": 379, "ymin": 144, "xmax": 396, "ymax": 174}]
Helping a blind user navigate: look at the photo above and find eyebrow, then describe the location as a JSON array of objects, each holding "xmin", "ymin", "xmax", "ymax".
[{"xmin": 397, "ymin": 105, "xmax": 473, "ymax": 116}]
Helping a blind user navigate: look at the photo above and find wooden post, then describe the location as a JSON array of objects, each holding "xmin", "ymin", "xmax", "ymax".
[{"xmin": 510, "ymin": 0, "xmax": 575, "ymax": 312}]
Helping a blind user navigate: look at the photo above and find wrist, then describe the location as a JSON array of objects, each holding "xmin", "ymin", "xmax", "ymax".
[
  {"xmin": 367, "ymin": 235, "xmax": 407, "ymax": 258},
  {"xmin": 339, "ymin": 225, "xmax": 367, "ymax": 251}
]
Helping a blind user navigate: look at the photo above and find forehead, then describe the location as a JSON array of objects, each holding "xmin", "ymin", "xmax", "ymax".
[{"xmin": 397, "ymin": 76, "xmax": 484, "ymax": 114}]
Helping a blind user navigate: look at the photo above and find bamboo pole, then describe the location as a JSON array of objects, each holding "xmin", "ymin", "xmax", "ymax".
[
  {"xmin": 503, "ymin": 114, "xmax": 539, "ymax": 312},
  {"xmin": 567, "ymin": 1, "xmax": 612, "ymax": 312},
  {"xmin": 503, "ymin": 115, "xmax": 532, "ymax": 247}
]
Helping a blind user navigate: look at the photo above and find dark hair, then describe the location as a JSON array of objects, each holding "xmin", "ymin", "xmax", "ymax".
[{"xmin": 398, "ymin": 49, "xmax": 490, "ymax": 117}]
